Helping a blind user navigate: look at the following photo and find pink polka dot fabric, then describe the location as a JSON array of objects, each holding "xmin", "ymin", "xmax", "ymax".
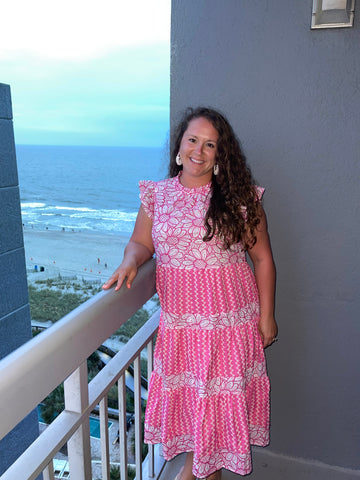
[{"xmin": 141, "ymin": 175, "xmax": 270, "ymax": 478}]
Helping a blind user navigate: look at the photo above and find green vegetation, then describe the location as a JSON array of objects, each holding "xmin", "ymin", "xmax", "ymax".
[
  {"xmin": 28, "ymin": 275, "xmax": 102, "ymax": 323},
  {"xmin": 33, "ymin": 274, "xmax": 102, "ymax": 295},
  {"xmin": 113, "ymin": 308, "xmax": 150, "ymax": 342},
  {"xmin": 110, "ymin": 465, "xmax": 120, "ymax": 480},
  {"xmin": 39, "ymin": 351, "xmax": 103, "ymax": 423},
  {"xmin": 129, "ymin": 413, "xmax": 148, "ymax": 461},
  {"xmin": 28, "ymin": 284, "xmax": 88, "ymax": 322},
  {"xmin": 29, "ymin": 275, "xmax": 158, "ymax": 342},
  {"xmin": 40, "ymin": 383, "xmax": 64, "ymax": 424},
  {"xmin": 107, "ymin": 465, "xmax": 135, "ymax": 480},
  {"xmin": 39, "ymin": 347, "xmax": 148, "ymax": 423}
]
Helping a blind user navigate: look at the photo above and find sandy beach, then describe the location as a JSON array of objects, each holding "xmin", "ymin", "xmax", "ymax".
[{"xmin": 23, "ymin": 229, "xmax": 130, "ymax": 284}]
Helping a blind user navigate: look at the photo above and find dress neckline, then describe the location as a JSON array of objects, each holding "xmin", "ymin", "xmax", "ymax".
[{"xmin": 175, "ymin": 172, "xmax": 212, "ymax": 194}]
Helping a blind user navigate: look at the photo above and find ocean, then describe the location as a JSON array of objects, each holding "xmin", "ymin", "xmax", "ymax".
[{"xmin": 16, "ymin": 145, "xmax": 167, "ymax": 237}]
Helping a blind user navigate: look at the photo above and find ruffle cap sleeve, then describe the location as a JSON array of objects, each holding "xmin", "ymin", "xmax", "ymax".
[
  {"xmin": 139, "ymin": 180, "xmax": 155, "ymax": 220},
  {"xmin": 240, "ymin": 185, "xmax": 265, "ymax": 221},
  {"xmin": 254, "ymin": 185, "xmax": 265, "ymax": 202}
]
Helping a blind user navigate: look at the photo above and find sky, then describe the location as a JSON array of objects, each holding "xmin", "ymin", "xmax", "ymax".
[{"xmin": 0, "ymin": 0, "xmax": 171, "ymax": 147}]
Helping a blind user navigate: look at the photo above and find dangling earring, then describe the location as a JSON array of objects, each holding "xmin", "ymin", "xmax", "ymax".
[
  {"xmin": 176, "ymin": 152, "xmax": 182, "ymax": 166},
  {"xmin": 213, "ymin": 164, "xmax": 219, "ymax": 176}
]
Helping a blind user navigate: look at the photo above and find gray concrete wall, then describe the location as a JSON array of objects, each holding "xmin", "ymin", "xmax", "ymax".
[
  {"xmin": 171, "ymin": 0, "xmax": 360, "ymax": 470},
  {"xmin": 0, "ymin": 83, "xmax": 40, "ymax": 474}
]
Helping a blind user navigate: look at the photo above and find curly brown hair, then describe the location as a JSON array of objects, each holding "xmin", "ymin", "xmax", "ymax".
[{"xmin": 169, "ymin": 106, "xmax": 261, "ymax": 250}]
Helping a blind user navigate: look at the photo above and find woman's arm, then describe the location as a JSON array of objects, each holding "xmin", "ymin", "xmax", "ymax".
[
  {"xmin": 102, "ymin": 204, "xmax": 154, "ymax": 291},
  {"xmin": 247, "ymin": 206, "xmax": 278, "ymax": 347}
]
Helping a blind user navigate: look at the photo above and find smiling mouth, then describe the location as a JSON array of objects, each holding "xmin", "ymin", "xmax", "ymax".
[{"xmin": 190, "ymin": 157, "xmax": 204, "ymax": 165}]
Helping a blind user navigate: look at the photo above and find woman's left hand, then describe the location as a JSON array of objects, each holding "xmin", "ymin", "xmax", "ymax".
[{"xmin": 258, "ymin": 316, "xmax": 278, "ymax": 348}]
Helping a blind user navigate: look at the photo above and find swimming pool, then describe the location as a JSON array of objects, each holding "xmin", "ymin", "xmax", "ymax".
[
  {"xmin": 89, "ymin": 416, "xmax": 113, "ymax": 439},
  {"xmin": 38, "ymin": 407, "xmax": 112, "ymax": 439}
]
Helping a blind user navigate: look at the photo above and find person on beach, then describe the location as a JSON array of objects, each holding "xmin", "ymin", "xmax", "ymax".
[{"xmin": 103, "ymin": 107, "xmax": 277, "ymax": 480}]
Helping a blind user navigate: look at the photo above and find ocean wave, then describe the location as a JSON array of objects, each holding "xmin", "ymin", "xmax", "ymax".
[
  {"xmin": 21, "ymin": 203, "xmax": 138, "ymax": 235},
  {"xmin": 69, "ymin": 210, "xmax": 137, "ymax": 221},
  {"xmin": 54, "ymin": 206, "xmax": 97, "ymax": 212},
  {"xmin": 21, "ymin": 202, "xmax": 46, "ymax": 208},
  {"xmin": 17, "ymin": 144, "xmax": 163, "ymax": 236}
]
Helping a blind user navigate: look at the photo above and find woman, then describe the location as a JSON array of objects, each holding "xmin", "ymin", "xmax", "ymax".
[{"xmin": 103, "ymin": 107, "xmax": 277, "ymax": 480}]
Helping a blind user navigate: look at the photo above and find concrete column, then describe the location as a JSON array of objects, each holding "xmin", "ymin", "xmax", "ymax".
[
  {"xmin": 170, "ymin": 0, "xmax": 360, "ymax": 470},
  {"xmin": 0, "ymin": 83, "xmax": 40, "ymax": 475}
]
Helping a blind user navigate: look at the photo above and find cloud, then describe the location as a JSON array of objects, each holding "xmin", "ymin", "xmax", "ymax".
[
  {"xmin": 7, "ymin": 44, "xmax": 169, "ymax": 146},
  {"xmin": 1, "ymin": 2, "xmax": 170, "ymax": 146},
  {"xmin": 0, "ymin": 0, "xmax": 170, "ymax": 59}
]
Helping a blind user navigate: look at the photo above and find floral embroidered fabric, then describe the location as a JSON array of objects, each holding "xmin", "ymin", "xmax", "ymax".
[{"xmin": 141, "ymin": 175, "xmax": 270, "ymax": 477}]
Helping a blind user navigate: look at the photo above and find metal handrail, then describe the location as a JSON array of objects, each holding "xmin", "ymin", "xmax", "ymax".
[{"xmin": 0, "ymin": 258, "xmax": 162, "ymax": 479}]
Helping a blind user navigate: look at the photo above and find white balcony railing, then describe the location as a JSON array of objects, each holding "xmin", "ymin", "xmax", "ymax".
[{"xmin": 0, "ymin": 258, "xmax": 166, "ymax": 480}]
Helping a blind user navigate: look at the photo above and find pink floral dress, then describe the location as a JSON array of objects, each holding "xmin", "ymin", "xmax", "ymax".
[{"xmin": 141, "ymin": 174, "xmax": 270, "ymax": 478}]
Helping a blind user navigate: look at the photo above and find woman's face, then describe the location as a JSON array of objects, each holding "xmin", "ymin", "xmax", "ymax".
[{"xmin": 178, "ymin": 117, "xmax": 219, "ymax": 187}]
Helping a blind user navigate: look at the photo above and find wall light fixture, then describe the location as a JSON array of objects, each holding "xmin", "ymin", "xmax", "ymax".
[{"xmin": 311, "ymin": 0, "xmax": 355, "ymax": 28}]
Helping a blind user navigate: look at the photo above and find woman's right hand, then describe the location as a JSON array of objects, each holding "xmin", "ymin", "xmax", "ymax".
[
  {"xmin": 102, "ymin": 259, "xmax": 138, "ymax": 291},
  {"xmin": 102, "ymin": 205, "xmax": 154, "ymax": 292}
]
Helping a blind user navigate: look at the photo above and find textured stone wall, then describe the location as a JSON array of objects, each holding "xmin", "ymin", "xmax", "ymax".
[{"xmin": 0, "ymin": 83, "xmax": 40, "ymax": 475}]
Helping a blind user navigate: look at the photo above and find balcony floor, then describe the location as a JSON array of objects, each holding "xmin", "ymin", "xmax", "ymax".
[{"xmin": 159, "ymin": 449, "xmax": 360, "ymax": 480}]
